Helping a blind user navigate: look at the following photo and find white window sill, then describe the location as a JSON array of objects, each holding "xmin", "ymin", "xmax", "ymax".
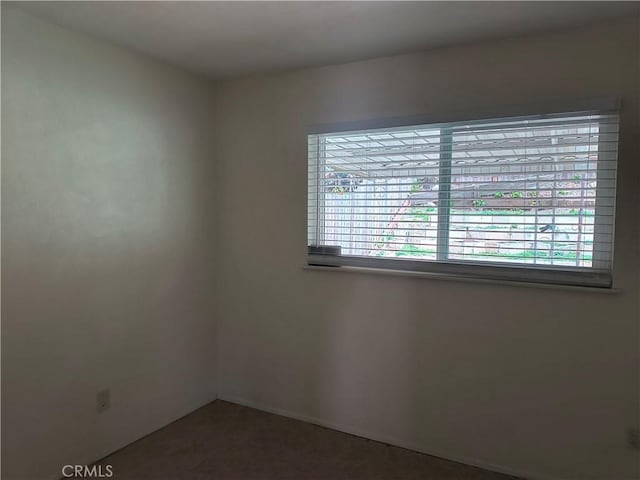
[{"xmin": 303, "ymin": 265, "xmax": 620, "ymax": 294}]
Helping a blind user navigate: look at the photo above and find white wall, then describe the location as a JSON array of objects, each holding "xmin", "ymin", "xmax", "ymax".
[
  {"xmin": 214, "ymin": 19, "xmax": 640, "ymax": 480},
  {"xmin": 2, "ymin": 8, "xmax": 218, "ymax": 480}
]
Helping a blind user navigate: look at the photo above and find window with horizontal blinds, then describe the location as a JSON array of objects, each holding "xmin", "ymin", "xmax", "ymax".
[{"xmin": 307, "ymin": 110, "xmax": 619, "ymax": 287}]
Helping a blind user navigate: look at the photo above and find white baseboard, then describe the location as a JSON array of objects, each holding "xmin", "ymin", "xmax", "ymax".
[{"xmin": 217, "ymin": 394, "xmax": 564, "ymax": 480}]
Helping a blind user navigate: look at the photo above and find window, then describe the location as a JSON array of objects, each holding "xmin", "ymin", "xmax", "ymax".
[{"xmin": 308, "ymin": 110, "xmax": 619, "ymax": 287}]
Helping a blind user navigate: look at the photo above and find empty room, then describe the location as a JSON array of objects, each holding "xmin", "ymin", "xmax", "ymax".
[{"xmin": 2, "ymin": 1, "xmax": 639, "ymax": 479}]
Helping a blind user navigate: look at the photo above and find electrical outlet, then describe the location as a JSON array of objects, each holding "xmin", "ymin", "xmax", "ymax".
[
  {"xmin": 96, "ymin": 389, "xmax": 110, "ymax": 414},
  {"xmin": 627, "ymin": 428, "xmax": 640, "ymax": 450}
]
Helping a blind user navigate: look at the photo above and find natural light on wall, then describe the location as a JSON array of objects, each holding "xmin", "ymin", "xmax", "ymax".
[{"xmin": 308, "ymin": 110, "xmax": 619, "ymax": 287}]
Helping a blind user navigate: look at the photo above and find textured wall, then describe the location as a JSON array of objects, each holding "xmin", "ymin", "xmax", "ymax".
[
  {"xmin": 2, "ymin": 8, "xmax": 218, "ymax": 479},
  {"xmin": 214, "ymin": 19, "xmax": 640, "ymax": 480}
]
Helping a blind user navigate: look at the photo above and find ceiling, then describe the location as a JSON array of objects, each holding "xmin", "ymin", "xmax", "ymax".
[{"xmin": 10, "ymin": 1, "xmax": 640, "ymax": 80}]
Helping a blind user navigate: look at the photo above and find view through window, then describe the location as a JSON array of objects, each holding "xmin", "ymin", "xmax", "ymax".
[{"xmin": 308, "ymin": 111, "xmax": 618, "ymax": 286}]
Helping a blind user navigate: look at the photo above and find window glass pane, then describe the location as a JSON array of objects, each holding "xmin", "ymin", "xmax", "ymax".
[
  {"xmin": 311, "ymin": 128, "xmax": 441, "ymax": 259},
  {"xmin": 447, "ymin": 118, "xmax": 603, "ymax": 267}
]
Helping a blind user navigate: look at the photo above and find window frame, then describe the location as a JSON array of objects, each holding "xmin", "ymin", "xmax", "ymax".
[{"xmin": 307, "ymin": 100, "xmax": 619, "ymax": 288}]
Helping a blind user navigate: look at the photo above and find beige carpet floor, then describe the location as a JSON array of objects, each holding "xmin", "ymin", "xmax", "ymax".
[{"xmin": 94, "ymin": 400, "xmax": 520, "ymax": 479}]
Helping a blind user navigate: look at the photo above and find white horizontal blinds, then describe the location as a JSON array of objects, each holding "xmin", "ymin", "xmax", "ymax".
[
  {"xmin": 308, "ymin": 111, "xmax": 618, "ymax": 286},
  {"xmin": 309, "ymin": 126, "xmax": 442, "ymax": 258},
  {"xmin": 446, "ymin": 114, "xmax": 617, "ymax": 270}
]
